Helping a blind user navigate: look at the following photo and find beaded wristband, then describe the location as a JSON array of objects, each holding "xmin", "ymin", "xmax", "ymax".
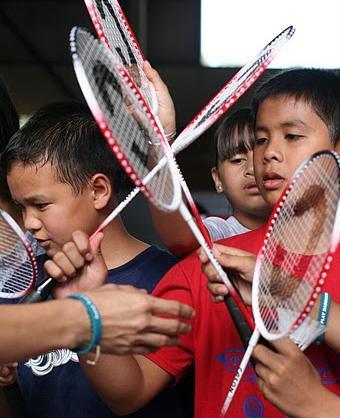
[
  {"xmin": 165, "ymin": 129, "xmax": 177, "ymax": 141},
  {"xmin": 67, "ymin": 294, "xmax": 102, "ymax": 356},
  {"xmin": 314, "ymin": 292, "xmax": 330, "ymax": 346}
]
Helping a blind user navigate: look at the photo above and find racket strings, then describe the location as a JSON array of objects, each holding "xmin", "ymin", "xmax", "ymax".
[
  {"xmin": 171, "ymin": 25, "xmax": 296, "ymax": 155},
  {"xmin": 257, "ymin": 154, "xmax": 339, "ymax": 336},
  {"xmin": 0, "ymin": 215, "xmax": 36, "ymax": 296},
  {"xmin": 73, "ymin": 28, "xmax": 179, "ymax": 211},
  {"xmin": 85, "ymin": 0, "xmax": 157, "ymax": 112}
]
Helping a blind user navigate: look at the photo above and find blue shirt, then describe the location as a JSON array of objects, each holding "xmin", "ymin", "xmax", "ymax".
[{"xmin": 16, "ymin": 246, "xmax": 188, "ymax": 418}]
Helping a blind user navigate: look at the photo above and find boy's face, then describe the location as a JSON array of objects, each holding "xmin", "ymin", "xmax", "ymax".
[
  {"xmin": 7, "ymin": 161, "xmax": 99, "ymax": 258},
  {"xmin": 254, "ymin": 96, "xmax": 333, "ymax": 207}
]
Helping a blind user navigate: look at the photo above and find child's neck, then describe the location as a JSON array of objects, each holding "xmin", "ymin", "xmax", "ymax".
[{"xmin": 99, "ymin": 217, "xmax": 150, "ymax": 269}]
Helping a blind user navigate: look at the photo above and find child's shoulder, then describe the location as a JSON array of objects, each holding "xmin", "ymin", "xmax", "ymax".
[{"xmin": 217, "ymin": 225, "xmax": 266, "ymax": 255}]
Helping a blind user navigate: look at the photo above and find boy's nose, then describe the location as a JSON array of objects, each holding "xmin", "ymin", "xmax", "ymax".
[
  {"xmin": 263, "ymin": 142, "xmax": 283, "ymax": 163},
  {"xmin": 23, "ymin": 210, "xmax": 41, "ymax": 233}
]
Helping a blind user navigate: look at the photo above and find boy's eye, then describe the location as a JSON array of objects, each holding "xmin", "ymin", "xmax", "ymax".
[
  {"xmin": 286, "ymin": 134, "xmax": 304, "ymax": 141},
  {"xmin": 35, "ymin": 203, "xmax": 49, "ymax": 210},
  {"xmin": 255, "ymin": 137, "xmax": 267, "ymax": 146}
]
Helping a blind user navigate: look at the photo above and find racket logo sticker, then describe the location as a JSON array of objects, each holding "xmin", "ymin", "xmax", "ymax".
[{"xmin": 92, "ymin": 0, "xmax": 141, "ymax": 87}]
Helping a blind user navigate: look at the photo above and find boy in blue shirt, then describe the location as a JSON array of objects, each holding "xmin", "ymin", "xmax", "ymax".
[{"xmin": 1, "ymin": 101, "xmax": 189, "ymax": 418}]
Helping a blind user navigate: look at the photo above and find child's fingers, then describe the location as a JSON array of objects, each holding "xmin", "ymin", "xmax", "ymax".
[
  {"xmin": 71, "ymin": 230, "xmax": 93, "ymax": 261},
  {"xmin": 0, "ymin": 365, "xmax": 17, "ymax": 386},
  {"xmin": 88, "ymin": 232, "xmax": 104, "ymax": 257},
  {"xmin": 44, "ymin": 259, "xmax": 68, "ymax": 283}
]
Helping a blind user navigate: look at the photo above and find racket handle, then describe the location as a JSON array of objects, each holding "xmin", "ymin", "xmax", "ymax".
[
  {"xmin": 20, "ymin": 278, "xmax": 56, "ymax": 303},
  {"xmin": 224, "ymin": 295, "xmax": 253, "ymax": 348},
  {"xmin": 224, "ymin": 295, "xmax": 273, "ymax": 368}
]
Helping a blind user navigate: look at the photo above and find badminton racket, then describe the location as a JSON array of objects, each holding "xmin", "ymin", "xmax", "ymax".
[
  {"xmin": 70, "ymin": 26, "xmax": 255, "ymax": 327},
  {"xmin": 82, "ymin": 5, "xmax": 296, "ymax": 237},
  {"xmin": 221, "ymin": 150, "xmax": 340, "ymax": 415},
  {"xmin": 84, "ymin": 0, "xmax": 295, "ymax": 154},
  {"xmin": 0, "ymin": 208, "xmax": 38, "ymax": 299}
]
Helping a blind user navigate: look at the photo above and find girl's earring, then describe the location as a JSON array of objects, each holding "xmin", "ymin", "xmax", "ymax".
[{"xmin": 217, "ymin": 184, "xmax": 223, "ymax": 192}]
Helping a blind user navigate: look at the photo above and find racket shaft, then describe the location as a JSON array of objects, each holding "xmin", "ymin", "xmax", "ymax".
[
  {"xmin": 178, "ymin": 203, "xmax": 254, "ymax": 328},
  {"xmin": 221, "ymin": 329, "xmax": 260, "ymax": 415},
  {"xmin": 20, "ymin": 278, "xmax": 55, "ymax": 303}
]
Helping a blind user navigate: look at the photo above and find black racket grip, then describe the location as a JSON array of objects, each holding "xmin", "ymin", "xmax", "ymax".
[
  {"xmin": 224, "ymin": 294, "xmax": 253, "ymax": 349},
  {"xmin": 224, "ymin": 295, "xmax": 274, "ymax": 368},
  {"xmin": 20, "ymin": 278, "xmax": 56, "ymax": 303}
]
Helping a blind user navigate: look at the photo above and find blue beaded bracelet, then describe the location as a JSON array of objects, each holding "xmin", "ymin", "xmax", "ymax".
[
  {"xmin": 67, "ymin": 294, "xmax": 102, "ymax": 355},
  {"xmin": 315, "ymin": 292, "xmax": 330, "ymax": 346}
]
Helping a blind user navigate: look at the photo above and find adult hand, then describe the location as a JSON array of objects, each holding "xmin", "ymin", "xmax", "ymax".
[
  {"xmin": 197, "ymin": 243, "xmax": 256, "ymax": 304},
  {"xmin": 83, "ymin": 284, "xmax": 195, "ymax": 355}
]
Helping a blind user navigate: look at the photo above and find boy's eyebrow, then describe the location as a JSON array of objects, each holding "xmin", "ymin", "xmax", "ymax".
[
  {"xmin": 13, "ymin": 194, "xmax": 48, "ymax": 204},
  {"xmin": 255, "ymin": 119, "xmax": 307, "ymax": 132}
]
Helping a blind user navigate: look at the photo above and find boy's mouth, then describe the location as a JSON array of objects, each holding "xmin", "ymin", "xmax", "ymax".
[
  {"xmin": 262, "ymin": 172, "xmax": 285, "ymax": 190},
  {"xmin": 35, "ymin": 238, "xmax": 51, "ymax": 249}
]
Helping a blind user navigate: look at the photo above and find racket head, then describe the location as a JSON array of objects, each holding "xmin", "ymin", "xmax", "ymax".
[
  {"xmin": 0, "ymin": 209, "xmax": 38, "ymax": 299},
  {"xmin": 84, "ymin": 0, "xmax": 158, "ymax": 114},
  {"xmin": 70, "ymin": 26, "xmax": 181, "ymax": 213},
  {"xmin": 252, "ymin": 150, "xmax": 339, "ymax": 341},
  {"xmin": 172, "ymin": 25, "xmax": 296, "ymax": 155}
]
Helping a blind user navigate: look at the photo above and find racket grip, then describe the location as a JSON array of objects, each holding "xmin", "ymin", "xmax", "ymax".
[
  {"xmin": 224, "ymin": 295, "xmax": 273, "ymax": 367},
  {"xmin": 224, "ymin": 295, "xmax": 253, "ymax": 348},
  {"xmin": 20, "ymin": 278, "xmax": 56, "ymax": 303}
]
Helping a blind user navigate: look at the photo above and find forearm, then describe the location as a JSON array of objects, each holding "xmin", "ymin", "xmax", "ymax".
[
  {"xmin": 80, "ymin": 354, "xmax": 169, "ymax": 415},
  {"xmin": 150, "ymin": 206, "xmax": 198, "ymax": 257},
  {"xmin": 0, "ymin": 299, "xmax": 89, "ymax": 363}
]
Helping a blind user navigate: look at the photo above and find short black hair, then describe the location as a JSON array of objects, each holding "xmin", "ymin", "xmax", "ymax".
[
  {"xmin": 0, "ymin": 78, "xmax": 19, "ymax": 201},
  {"xmin": 1, "ymin": 101, "xmax": 126, "ymax": 196},
  {"xmin": 252, "ymin": 68, "xmax": 340, "ymax": 144},
  {"xmin": 214, "ymin": 108, "xmax": 255, "ymax": 166}
]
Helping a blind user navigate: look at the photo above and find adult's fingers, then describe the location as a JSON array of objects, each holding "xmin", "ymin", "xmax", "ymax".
[
  {"xmin": 147, "ymin": 315, "xmax": 192, "ymax": 336},
  {"xmin": 149, "ymin": 296, "xmax": 195, "ymax": 320}
]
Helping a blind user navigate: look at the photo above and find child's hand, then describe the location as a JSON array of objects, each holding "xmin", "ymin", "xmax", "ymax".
[
  {"xmin": 197, "ymin": 243, "xmax": 255, "ymax": 304},
  {"xmin": 143, "ymin": 61, "xmax": 176, "ymax": 140},
  {"xmin": 44, "ymin": 231, "xmax": 108, "ymax": 298},
  {"xmin": 0, "ymin": 363, "xmax": 17, "ymax": 387}
]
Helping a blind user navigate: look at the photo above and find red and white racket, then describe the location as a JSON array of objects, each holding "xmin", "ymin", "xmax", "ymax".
[
  {"xmin": 221, "ymin": 150, "xmax": 340, "ymax": 415},
  {"xmin": 70, "ymin": 26, "xmax": 255, "ymax": 327},
  {"xmin": 80, "ymin": 4, "xmax": 295, "ymax": 234},
  {"xmin": 83, "ymin": 0, "xmax": 294, "ymax": 153},
  {"xmin": 0, "ymin": 208, "xmax": 38, "ymax": 299},
  {"xmin": 84, "ymin": 0, "xmax": 158, "ymax": 113}
]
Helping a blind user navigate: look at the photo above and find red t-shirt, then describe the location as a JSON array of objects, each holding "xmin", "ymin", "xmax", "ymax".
[{"xmin": 147, "ymin": 226, "xmax": 340, "ymax": 418}]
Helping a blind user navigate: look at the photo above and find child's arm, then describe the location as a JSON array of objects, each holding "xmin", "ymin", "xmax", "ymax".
[
  {"xmin": 80, "ymin": 354, "xmax": 172, "ymax": 415},
  {"xmin": 253, "ymin": 338, "xmax": 340, "ymax": 418},
  {"xmin": 144, "ymin": 61, "xmax": 203, "ymax": 257}
]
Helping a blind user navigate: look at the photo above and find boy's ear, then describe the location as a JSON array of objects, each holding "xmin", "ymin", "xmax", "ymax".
[
  {"xmin": 211, "ymin": 166, "xmax": 223, "ymax": 193},
  {"xmin": 90, "ymin": 173, "xmax": 112, "ymax": 210}
]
